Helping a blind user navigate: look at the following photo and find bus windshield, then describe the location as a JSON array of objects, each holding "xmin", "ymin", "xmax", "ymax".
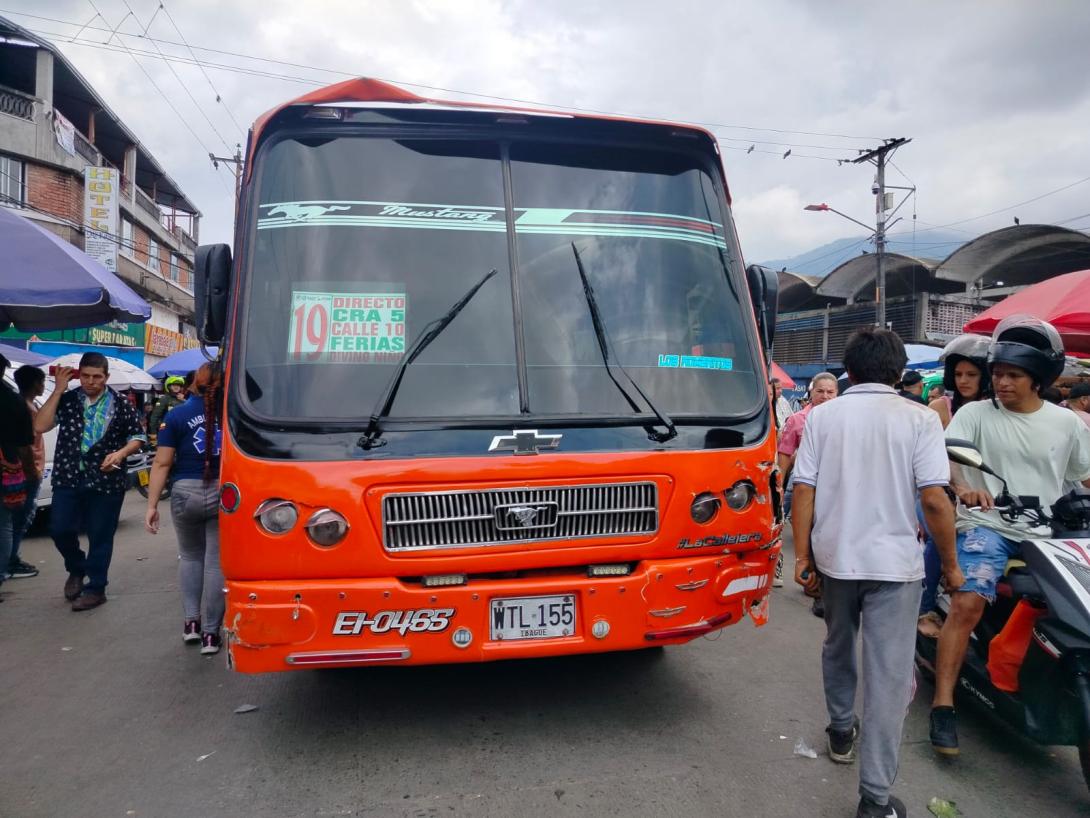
[{"xmin": 241, "ymin": 133, "xmax": 764, "ymax": 423}]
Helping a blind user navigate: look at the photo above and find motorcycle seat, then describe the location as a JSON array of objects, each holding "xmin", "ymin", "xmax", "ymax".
[{"xmin": 998, "ymin": 563, "xmax": 1041, "ymax": 599}]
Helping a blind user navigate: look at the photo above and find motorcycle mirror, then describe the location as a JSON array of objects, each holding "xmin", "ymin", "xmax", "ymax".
[{"xmin": 945, "ymin": 438, "xmax": 985, "ymax": 470}]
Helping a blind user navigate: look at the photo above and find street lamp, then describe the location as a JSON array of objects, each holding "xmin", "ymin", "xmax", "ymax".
[{"xmin": 804, "ymin": 202, "xmax": 884, "ymax": 327}]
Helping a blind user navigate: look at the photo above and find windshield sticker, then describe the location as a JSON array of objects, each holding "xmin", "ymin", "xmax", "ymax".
[
  {"xmin": 258, "ymin": 201, "xmax": 726, "ymax": 249},
  {"xmin": 658, "ymin": 354, "xmax": 733, "ymax": 371},
  {"xmin": 288, "ymin": 291, "xmax": 406, "ymax": 363}
]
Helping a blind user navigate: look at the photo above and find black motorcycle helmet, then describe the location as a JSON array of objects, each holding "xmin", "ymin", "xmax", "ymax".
[
  {"xmin": 940, "ymin": 334, "xmax": 991, "ymax": 397},
  {"xmin": 987, "ymin": 314, "xmax": 1066, "ymax": 390}
]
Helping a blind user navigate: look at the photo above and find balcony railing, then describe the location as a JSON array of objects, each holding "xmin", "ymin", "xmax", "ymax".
[
  {"xmin": 0, "ymin": 85, "xmax": 34, "ymax": 121},
  {"xmin": 73, "ymin": 128, "xmax": 101, "ymax": 165},
  {"xmin": 134, "ymin": 185, "xmax": 161, "ymax": 220}
]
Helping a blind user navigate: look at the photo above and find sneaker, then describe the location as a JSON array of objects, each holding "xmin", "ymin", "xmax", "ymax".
[
  {"xmin": 856, "ymin": 795, "xmax": 906, "ymax": 818},
  {"xmin": 183, "ymin": 619, "xmax": 201, "ymax": 644},
  {"xmin": 772, "ymin": 554, "xmax": 784, "ymax": 587},
  {"xmin": 826, "ymin": 717, "xmax": 860, "ymax": 764},
  {"xmin": 200, "ymin": 632, "xmax": 222, "ymax": 655},
  {"xmin": 930, "ymin": 706, "xmax": 959, "ymax": 756},
  {"xmin": 7, "ymin": 558, "xmax": 39, "ymax": 579}
]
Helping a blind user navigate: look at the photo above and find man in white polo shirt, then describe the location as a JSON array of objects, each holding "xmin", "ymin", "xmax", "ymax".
[{"xmin": 792, "ymin": 327, "xmax": 963, "ymax": 818}]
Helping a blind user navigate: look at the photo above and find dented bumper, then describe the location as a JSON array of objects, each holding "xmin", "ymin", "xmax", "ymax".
[{"xmin": 224, "ymin": 544, "xmax": 781, "ymax": 672}]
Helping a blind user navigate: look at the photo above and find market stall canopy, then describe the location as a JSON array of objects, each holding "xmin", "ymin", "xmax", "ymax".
[
  {"xmin": 147, "ymin": 346, "xmax": 219, "ymax": 378},
  {"xmin": 903, "ymin": 344, "xmax": 943, "ymax": 369},
  {"xmin": 0, "ymin": 341, "xmax": 51, "ymax": 367},
  {"xmin": 770, "ymin": 361, "xmax": 796, "ymax": 389},
  {"xmin": 48, "ymin": 353, "xmax": 158, "ymax": 391},
  {"xmin": 963, "ymin": 269, "xmax": 1090, "ymax": 354},
  {"xmin": 0, "ymin": 207, "xmax": 150, "ymax": 332}
]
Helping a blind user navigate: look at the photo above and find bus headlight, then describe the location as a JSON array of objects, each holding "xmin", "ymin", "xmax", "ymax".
[
  {"xmin": 255, "ymin": 499, "xmax": 298, "ymax": 534},
  {"xmin": 690, "ymin": 492, "xmax": 721, "ymax": 524},
  {"xmin": 723, "ymin": 481, "xmax": 756, "ymax": 512},
  {"xmin": 305, "ymin": 508, "xmax": 349, "ymax": 546}
]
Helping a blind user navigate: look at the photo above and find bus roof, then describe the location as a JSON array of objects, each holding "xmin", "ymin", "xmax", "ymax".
[{"xmin": 247, "ymin": 77, "xmax": 725, "ymax": 191}]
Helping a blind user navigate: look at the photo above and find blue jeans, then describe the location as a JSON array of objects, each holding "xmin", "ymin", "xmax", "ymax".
[
  {"xmin": 0, "ymin": 505, "xmax": 13, "ymax": 585},
  {"xmin": 10, "ymin": 480, "xmax": 40, "ymax": 564},
  {"xmin": 915, "ymin": 498, "xmax": 943, "ymax": 615},
  {"xmin": 50, "ymin": 485, "xmax": 126, "ymax": 594}
]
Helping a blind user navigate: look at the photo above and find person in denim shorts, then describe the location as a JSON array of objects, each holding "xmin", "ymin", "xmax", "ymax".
[{"xmin": 930, "ymin": 316, "xmax": 1090, "ymax": 756}]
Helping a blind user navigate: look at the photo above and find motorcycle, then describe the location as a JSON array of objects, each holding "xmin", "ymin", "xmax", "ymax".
[
  {"xmin": 915, "ymin": 439, "xmax": 1090, "ymax": 793},
  {"xmin": 127, "ymin": 449, "xmax": 171, "ymax": 501}
]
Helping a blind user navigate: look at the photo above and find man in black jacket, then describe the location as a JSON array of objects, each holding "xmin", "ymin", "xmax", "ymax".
[{"xmin": 35, "ymin": 353, "xmax": 146, "ymax": 610}]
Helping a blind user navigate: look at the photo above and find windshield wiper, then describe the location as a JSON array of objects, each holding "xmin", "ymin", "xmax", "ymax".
[
  {"xmin": 358, "ymin": 268, "xmax": 498, "ymax": 450},
  {"xmin": 571, "ymin": 243, "xmax": 676, "ymax": 443}
]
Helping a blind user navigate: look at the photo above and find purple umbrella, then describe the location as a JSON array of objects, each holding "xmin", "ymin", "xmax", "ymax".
[{"xmin": 0, "ymin": 206, "xmax": 151, "ymax": 331}]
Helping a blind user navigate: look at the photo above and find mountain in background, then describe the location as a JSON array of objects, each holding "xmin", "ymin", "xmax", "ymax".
[{"xmin": 757, "ymin": 229, "xmax": 970, "ymax": 278}]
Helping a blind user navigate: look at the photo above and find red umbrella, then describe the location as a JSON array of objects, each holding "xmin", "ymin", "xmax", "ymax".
[
  {"xmin": 964, "ymin": 269, "xmax": 1090, "ymax": 354},
  {"xmin": 770, "ymin": 361, "xmax": 796, "ymax": 389}
]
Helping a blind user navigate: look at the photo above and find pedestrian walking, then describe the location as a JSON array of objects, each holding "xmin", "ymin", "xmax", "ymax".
[
  {"xmin": 0, "ymin": 353, "xmax": 37, "ymax": 600},
  {"xmin": 792, "ymin": 327, "xmax": 962, "ymax": 818},
  {"xmin": 144, "ymin": 363, "xmax": 225, "ymax": 654},
  {"xmin": 35, "ymin": 353, "xmax": 147, "ymax": 610},
  {"xmin": 9, "ymin": 364, "xmax": 47, "ymax": 579},
  {"xmin": 1065, "ymin": 382, "xmax": 1090, "ymax": 429},
  {"xmin": 148, "ymin": 375, "xmax": 187, "ymax": 446},
  {"xmin": 772, "ymin": 377, "xmax": 794, "ymax": 432},
  {"xmin": 894, "ymin": 370, "xmax": 926, "ymax": 403},
  {"xmin": 775, "ymin": 371, "xmax": 837, "ymax": 597}
]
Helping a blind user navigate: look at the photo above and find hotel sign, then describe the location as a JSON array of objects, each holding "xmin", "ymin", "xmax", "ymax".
[{"xmin": 84, "ymin": 166, "xmax": 120, "ymax": 273}]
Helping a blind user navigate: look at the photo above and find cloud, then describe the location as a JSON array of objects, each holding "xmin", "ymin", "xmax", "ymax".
[{"xmin": 14, "ymin": 0, "xmax": 1090, "ymax": 261}]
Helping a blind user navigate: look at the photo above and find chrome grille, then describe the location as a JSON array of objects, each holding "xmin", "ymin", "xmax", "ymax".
[{"xmin": 382, "ymin": 482, "xmax": 659, "ymax": 552}]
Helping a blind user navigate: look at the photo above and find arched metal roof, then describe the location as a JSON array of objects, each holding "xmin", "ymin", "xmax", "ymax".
[
  {"xmin": 933, "ymin": 224, "xmax": 1090, "ymax": 289},
  {"xmin": 814, "ymin": 252, "xmax": 951, "ymax": 301},
  {"xmin": 777, "ymin": 270, "xmax": 833, "ymax": 312}
]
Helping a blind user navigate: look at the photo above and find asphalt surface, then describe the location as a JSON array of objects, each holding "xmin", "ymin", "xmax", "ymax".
[{"xmin": 3, "ymin": 493, "xmax": 1090, "ymax": 818}]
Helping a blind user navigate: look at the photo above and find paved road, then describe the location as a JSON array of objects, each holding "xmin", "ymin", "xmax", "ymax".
[{"xmin": 3, "ymin": 493, "xmax": 1089, "ymax": 817}]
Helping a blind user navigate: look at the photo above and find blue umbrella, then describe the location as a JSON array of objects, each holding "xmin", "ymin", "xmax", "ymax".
[
  {"xmin": 0, "ymin": 341, "xmax": 51, "ymax": 367},
  {"xmin": 0, "ymin": 206, "xmax": 150, "ymax": 332},
  {"xmin": 147, "ymin": 346, "xmax": 219, "ymax": 378}
]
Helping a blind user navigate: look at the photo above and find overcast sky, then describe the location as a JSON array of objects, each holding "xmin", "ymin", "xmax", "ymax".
[{"xmin": 9, "ymin": 0, "xmax": 1090, "ymax": 266}]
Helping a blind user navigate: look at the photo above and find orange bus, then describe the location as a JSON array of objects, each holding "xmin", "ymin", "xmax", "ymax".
[{"xmin": 193, "ymin": 78, "xmax": 783, "ymax": 672}]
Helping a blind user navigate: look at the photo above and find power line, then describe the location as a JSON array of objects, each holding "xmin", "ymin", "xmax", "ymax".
[
  {"xmin": 81, "ymin": 2, "xmax": 232, "ymax": 196},
  {"xmin": 119, "ymin": 0, "xmax": 234, "ymax": 154},
  {"xmin": 28, "ymin": 24, "xmax": 858, "ymax": 164},
  {"xmin": 3, "ymin": 9, "xmax": 883, "ymax": 142},
  {"xmin": 156, "ymin": 0, "xmax": 247, "ymax": 138}
]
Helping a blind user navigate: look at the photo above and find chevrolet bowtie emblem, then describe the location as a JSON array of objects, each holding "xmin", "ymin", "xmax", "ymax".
[{"xmin": 488, "ymin": 429, "xmax": 562, "ymax": 455}]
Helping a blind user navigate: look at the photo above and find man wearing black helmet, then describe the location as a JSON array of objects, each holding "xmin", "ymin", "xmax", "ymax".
[{"xmin": 930, "ymin": 315, "xmax": 1090, "ymax": 756}]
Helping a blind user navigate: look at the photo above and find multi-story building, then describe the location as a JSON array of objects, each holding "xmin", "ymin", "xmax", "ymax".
[{"xmin": 0, "ymin": 15, "xmax": 203, "ymax": 368}]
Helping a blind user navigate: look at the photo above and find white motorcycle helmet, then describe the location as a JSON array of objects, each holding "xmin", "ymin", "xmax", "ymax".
[{"xmin": 987, "ymin": 314, "xmax": 1066, "ymax": 389}]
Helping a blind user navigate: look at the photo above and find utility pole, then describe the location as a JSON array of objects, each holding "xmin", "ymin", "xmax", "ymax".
[
  {"xmin": 850, "ymin": 138, "xmax": 911, "ymax": 330},
  {"xmin": 210, "ymin": 143, "xmax": 244, "ymax": 225}
]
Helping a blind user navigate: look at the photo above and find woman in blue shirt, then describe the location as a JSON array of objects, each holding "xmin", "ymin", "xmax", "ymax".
[{"xmin": 144, "ymin": 363, "xmax": 225, "ymax": 654}]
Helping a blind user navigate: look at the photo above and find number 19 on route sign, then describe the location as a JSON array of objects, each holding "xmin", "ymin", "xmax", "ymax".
[{"xmin": 288, "ymin": 290, "xmax": 407, "ymax": 361}]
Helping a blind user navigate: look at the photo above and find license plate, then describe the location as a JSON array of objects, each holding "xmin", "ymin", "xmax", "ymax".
[
  {"xmin": 137, "ymin": 470, "xmax": 150, "ymax": 487},
  {"xmin": 490, "ymin": 594, "xmax": 575, "ymax": 641}
]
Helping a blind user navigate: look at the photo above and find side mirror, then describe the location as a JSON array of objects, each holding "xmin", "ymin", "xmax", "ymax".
[
  {"xmin": 745, "ymin": 264, "xmax": 778, "ymax": 364},
  {"xmin": 194, "ymin": 244, "xmax": 233, "ymax": 345},
  {"xmin": 945, "ymin": 438, "xmax": 984, "ymax": 470}
]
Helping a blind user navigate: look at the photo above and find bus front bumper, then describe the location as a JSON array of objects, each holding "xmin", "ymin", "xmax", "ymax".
[{"xmin": 223, "ymin": 547, "xmax": 780, "ymax": 672}]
